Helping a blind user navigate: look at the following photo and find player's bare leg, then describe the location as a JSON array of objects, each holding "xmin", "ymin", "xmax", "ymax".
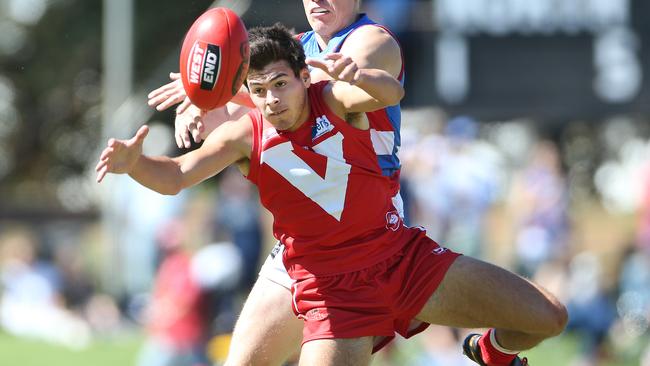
[
  {"xmin": 299, "ymin": 337, "xmax": 374, "ymax": 366},
  {"xmin": 415, "ymin": 256, "xmax": 567, "ymax": 360},
  {"xmin": 225, "ymin": 277, "xmax": 302, "ymax": 366}
]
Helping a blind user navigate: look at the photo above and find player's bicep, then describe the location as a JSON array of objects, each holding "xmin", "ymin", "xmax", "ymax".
[{"xmin": 174, "ymin": 115, "xmax": 252, "ymax": 188}]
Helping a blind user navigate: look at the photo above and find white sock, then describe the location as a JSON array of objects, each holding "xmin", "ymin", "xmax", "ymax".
[{"xmin": 490, "ymin": 329, "xmax": 519, "ymax": 355}]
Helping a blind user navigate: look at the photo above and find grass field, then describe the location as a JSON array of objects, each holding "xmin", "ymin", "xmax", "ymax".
[
  {"xmin": 0, "ymin": 330, "xmax": 646, "ymax": 365},
  {"xmin": 0, "ymin": 330, "xmax": 142, "ymax": 366}
]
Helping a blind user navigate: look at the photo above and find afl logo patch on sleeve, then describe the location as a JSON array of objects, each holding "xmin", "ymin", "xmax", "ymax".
[{"xmin": 187, "ymin": 41, "xmax": 221, "ymax": 91}]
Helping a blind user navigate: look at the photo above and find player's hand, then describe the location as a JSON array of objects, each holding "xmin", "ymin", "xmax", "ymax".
[
  {"xmin": 306, "ymin": 53, "xmax": 361, "ymax": 85},
  {"xmin": 147, "ymin": 72, "xmax": 192, "ymax": 114},
  {"xmin": 95, "ymin": 125, "xmax": 149, "ymax": 183},
  {"xmin": 175, "ymin": 104, "xmax": 206, "ymax": 148}
]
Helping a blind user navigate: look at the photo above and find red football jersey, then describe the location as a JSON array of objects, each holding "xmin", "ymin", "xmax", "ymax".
[{"xmin": 246, "ymin": 81, "xmax": 420, "ymax": 278}]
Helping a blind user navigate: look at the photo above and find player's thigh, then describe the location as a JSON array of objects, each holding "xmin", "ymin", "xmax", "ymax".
[
  {"xmin": 226, "ymin": 276, "xmax": 303, "ymax": 366},
  {"xmin": 415, "ymin": 255, "xmax": 566, "ymax": 335},
  {"xmin": 299, "ymin": 337, "xmax": 374, "ymax": 366}
]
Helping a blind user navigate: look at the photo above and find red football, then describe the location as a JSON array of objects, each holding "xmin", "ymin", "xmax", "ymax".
[{"xmin": 179, "ymin": 7, "xmax": 250, "ymax": 110}]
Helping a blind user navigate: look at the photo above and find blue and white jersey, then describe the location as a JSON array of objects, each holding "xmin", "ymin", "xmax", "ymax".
[{"xmin": 299, "ymin": 14, "xmax": 404, "ymax": 179}]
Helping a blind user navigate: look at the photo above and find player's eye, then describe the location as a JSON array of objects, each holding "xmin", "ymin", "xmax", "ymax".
[{"xmin": 276, "ymin": 81, "xmax": 287, "ymax": 88}]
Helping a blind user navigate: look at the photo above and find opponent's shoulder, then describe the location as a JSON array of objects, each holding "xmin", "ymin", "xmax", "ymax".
[
  {"xmin": 341, "ymin": 25, "xmax": 400, "ymax": 55},
  {"xmin": 339, "ymin": 25, "xmax": 402, "ymax": 76}
]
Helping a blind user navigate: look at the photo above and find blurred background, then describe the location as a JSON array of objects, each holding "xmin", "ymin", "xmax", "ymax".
[{"xmin": 0, "ymin": 0, "xmax": 649, "ymax": 365}]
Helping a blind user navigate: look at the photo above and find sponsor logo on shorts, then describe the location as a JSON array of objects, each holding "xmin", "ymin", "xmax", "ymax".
[
  {"xmin": 385, "ymin": 210, "xmax": 401, "ymax": 231},
  {"xmin": 305, "ymin": 308, "xmax": 328, "ymax": 321},
  {"xmin": 431, "ymin": 247, "xmax": 448, "ymax": 255},
  {"xmin": 187, "ymin": 41, "xmax": 221, "ymax": 90}
]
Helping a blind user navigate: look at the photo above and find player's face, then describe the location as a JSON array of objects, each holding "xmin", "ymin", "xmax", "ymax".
[
  {"xmin": 303, "ymin": 0, "xmax": 358, "ymax": 40},
  {"xmin": 247, "ymin": 61, "xmax": 311, "ymax": 132}
]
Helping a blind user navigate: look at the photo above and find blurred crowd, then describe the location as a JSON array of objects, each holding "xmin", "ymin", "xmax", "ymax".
[{"xmin": 1, "ymin": 108, "xmax": 650, "ymax": 366}]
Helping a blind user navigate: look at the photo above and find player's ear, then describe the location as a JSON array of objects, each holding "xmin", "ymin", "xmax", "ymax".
[{"xmin": 300, "ymin": 68, "xmax": 310, "ymax": 87}]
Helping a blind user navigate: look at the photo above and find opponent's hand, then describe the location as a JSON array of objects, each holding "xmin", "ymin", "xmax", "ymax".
[
  {"xmin": 147, "ymin": 72, "xmax": 192, "ymax": 114},
  {"xmin": 306, "ymin": 53, "xmax": 361, "ymax": 85},
  {"xmin": 96, "ymin": 125, "xmax": 149, "ymax": 183},
  {"xmin": 175, "ymin": 104, "xmax": 206, "ymax": 148}
]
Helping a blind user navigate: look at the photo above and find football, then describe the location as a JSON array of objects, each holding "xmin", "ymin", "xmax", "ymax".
[{"xmin": 179, "ymin": 7, "xmax": 250, "ymax": 110}]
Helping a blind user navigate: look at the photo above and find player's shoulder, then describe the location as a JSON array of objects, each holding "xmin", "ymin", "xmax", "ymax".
[
  {"xmin": 340, "ymin": 23, "xmax": 402, "ymax": 76},
  {"xmin": 343, "ymin": 24, "xmax": 399, "ymax": 50}
]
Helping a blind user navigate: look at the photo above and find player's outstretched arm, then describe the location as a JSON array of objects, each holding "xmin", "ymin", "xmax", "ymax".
[
  {"xmin": 308, "ymin": 53, "xmax": 404, "ymax": 114},
  {"xmin": 95, "ymin": 115, "xmax": 252, "ymax": 194}
]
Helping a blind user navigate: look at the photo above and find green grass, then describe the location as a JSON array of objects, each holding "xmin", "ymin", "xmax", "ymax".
[
  {"xmin": 0, "ymin": 329, "xmax": 646, "ymax": 366},
  {"xmin": 372, "ymin": 332, "xmax": 647, "ymax": 366},
  {"xmin": 0, "ymin": 331, "xmax": 142, "ymax": 366},
  {"xmin": 526, "ymin": 333, "xmax": 646, "ymax": 366}
]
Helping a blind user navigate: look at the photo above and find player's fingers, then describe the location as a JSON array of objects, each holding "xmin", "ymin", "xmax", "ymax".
[
  {"xmin": 338, "ymin": 63, "xmax": 359, "ymax": 84},
  {"xmin": 323, "ymin": 53, "xmax": 343, "ymax": 61},
  {"xmin": 156, "ymin": 92, "xmax": 186, "ymax": 111},
  {"xmin": 196, "ymin": 120, "xmax": 205, "ymax": 134},
  {"xmin": 133, "ymin": 125, "xmax": 150, "ymax": 144},
  {"xmin": 96, "ymin": 165, "xmax": 108, "ymax": 183},
  {"xmin": 169, "ymin": 72, "xmax": 181, "ymax": 80},
  {"xmin": 147, "ymin": 93, "xmax": 170, "ymax": 108},
  {"xmin": 176, "ymin": 97, "xmax": 192, "ymax": 115},
  {"xmin": 191, "ymin": 124, "xmax": 202, "ymax": 143},
  {"xmin": 147, "ymin": 80, "xmax": 177, "ymax": 99},
  {"xmin": 175, "ymin": 129, "xmax": 184, "ymax": 149},
  {"xmin": 181, "ymin": 125, "xmax": 192, "ymax": 148},
  {"xmin": 329, "ymin": 58, "xmax": 350, "ymax": 78},
  {"xmin": 98, "ymin": 147, "xmax": 114, "ymax": 162},
  {"xmin": 95, "ymin": 158, "xmax": 107, "ymax": 172},
  {"xmin": 189, "ymin": 116, "xmax": 206, "ymax": 142},
  {"xmin": 175, "ymin": 119, "xmax": 191, "ymax": 148},
  {"xmin": 306, "ymin": 58, "xmax": 329, "ymax": 72}
]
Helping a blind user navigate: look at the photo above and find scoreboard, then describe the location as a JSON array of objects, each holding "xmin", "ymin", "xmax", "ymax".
[{"xmin": 400, "ymin": 0, "xmax": 650, "ymax": 121}]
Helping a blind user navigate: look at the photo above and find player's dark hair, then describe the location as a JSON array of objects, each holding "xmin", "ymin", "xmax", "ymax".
[{"xmin": 248, "ymin": 23, "xmax": 306, "ymax": 78}]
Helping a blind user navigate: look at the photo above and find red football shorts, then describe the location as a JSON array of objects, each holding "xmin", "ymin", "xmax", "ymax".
[{"xmin": 290, "ymin": 229, "xmax": 461, "ymax": 353}]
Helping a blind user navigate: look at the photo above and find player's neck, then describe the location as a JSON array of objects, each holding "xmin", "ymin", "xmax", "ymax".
[
  {"xmin": 315, "ymin": 13, "xmax": 360, "ymax": 49},
  {"xmin": 315, "ymin": 33, "xmax": 333, "ymax": 50}
]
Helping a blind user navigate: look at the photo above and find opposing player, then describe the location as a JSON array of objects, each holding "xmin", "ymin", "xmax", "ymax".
[
  {"xmin": 148, "ymin": 2, "xmax": 407, "ymax": 364},
  {"xmin": 100, "ymin": 24, "xmax": 566, "ymax": 366}
]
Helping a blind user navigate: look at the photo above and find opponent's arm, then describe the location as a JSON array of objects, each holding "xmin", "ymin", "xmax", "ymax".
[
  {"xmin": 96, "ymin": 115, "xmax": 252, "ymax": 195},
  {"xmin": 308, "ymin": 54, "xmax": 404, "ymax": 114}
]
